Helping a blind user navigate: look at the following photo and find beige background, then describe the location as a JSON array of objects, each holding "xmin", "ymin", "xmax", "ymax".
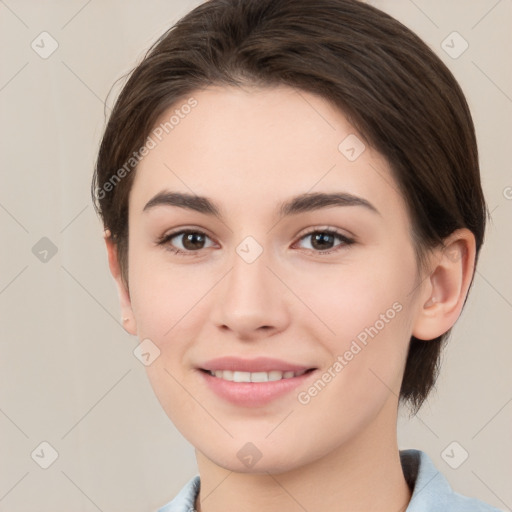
[{"xmin": 0, "ymin": 1, "xmax": 510, "ymax": 511}]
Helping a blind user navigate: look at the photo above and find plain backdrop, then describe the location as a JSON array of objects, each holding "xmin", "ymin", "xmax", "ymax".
[{"xmin": 0, "ymin": 1, "xmax": 511, "ymax": 511}]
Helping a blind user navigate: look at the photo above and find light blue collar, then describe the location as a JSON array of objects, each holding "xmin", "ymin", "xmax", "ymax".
[{"xmin": 158, "ymin": 449, "xmax": 503, "ymax": 511}]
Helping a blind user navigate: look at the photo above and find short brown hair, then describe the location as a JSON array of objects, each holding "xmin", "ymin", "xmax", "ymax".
[{"xmin": 92, "ymin": 0, "xmax": 487, "ymax": 414}]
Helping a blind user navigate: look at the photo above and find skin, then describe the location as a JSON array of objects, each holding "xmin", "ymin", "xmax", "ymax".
[{"xmin": 105, "ymin": 85, "xmax": 476, "ymax": 512}]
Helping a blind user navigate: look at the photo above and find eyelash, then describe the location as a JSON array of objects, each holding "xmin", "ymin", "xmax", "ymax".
[{"xmin": 156, "ymin": 227, "xmax": 355, "ymax": 257}]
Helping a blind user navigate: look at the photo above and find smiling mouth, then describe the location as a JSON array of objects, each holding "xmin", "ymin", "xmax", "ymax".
[{"xmin": 200, "ymin": 368, "xmax": 316, "ymax": 382}]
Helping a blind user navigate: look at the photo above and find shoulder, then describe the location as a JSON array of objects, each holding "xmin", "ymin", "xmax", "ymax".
[
  {"xmin": 401, "ymin": 449, "xmax": 504, "ymax": 512},
  {"xmin": 156, "ymin": 475, "xmax": 200, "ymax": 512}
]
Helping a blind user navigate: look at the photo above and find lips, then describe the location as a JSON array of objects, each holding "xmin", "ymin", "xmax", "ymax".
[
  {"xmin": 199, "ymin": 356, "xmax": 314, "ymax": 373},
  {"xmin": 197, "ymin": 356, "xmax": 317, "ymax": 407}
]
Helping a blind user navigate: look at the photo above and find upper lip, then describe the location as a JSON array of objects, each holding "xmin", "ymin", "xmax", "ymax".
[{"xmin": 199, "ymin": 356, "xmax": 315, "ymax": 373}]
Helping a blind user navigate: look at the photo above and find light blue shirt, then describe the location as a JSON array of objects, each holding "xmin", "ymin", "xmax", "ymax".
[{"xmin": 157, "ymin": 449, "xmax": 503, "ymax": 511}]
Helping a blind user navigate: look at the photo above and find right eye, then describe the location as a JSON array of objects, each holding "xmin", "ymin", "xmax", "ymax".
[{"xmin": 157, "ymin": 229, "xmax": 216, "ymax": 256}]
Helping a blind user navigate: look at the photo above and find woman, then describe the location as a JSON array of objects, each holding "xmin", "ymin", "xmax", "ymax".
[{"xmin": 92, "ymin": 0, "xmax": 502, "ymax": 510}]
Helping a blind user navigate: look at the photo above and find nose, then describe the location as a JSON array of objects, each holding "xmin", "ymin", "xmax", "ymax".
[{"xmin": 210, "ymin": 245, "xmax": 291, "ymax": 340}]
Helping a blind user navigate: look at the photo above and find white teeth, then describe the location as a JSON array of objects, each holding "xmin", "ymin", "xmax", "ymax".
[
  {"xmin": 233, "ymin": 371, "xmax": 251, "ymax": 383},
  {"xmin": 208, "ymin": 369, "xmax": 309, "ymax": 382},
  {"xmin": 250, "ymin": 372, "xmax": 269, "ymax": 382},
  {"xmin": 268, "ymin": 370, "xmax": 283, "ymax": 381}
]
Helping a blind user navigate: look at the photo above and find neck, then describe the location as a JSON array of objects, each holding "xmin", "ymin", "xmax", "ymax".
[{"xmin": 194, "ymin": 403, "xmax": 412, "ymax": 512}]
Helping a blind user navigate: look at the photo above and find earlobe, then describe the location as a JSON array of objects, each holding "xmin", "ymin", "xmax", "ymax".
[
  {"xmin": 412, "ymin": 229, "xmax": 476, "ymax": 341},
  {"xmin": 104, "ymin": 229, "xmax": 137, "ymax": 336}
]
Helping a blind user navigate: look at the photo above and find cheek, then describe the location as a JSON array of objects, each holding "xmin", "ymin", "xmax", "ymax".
[
  {"xmin": 291, "ymin": 253, "xmax": 415, "ymax": 396},
  {"xmin": 292, "ymin": 302, "xmax": 412, "ymax": 451},
  {"xmin": 128, "ymin": 249, "xmax": 209, "ymax": 341},
  {"xmin": 290, "ymin": 254, "xmax": 412, "ymax": 343}
]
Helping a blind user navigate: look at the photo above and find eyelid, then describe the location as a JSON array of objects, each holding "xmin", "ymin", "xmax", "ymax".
[
  {"xmin": 157, "ymin": 224, "xmax": 215, "ymax": 240},
  {"xmin": 295, "ymin": 224, "xmax": 355, "ymax": 242}
]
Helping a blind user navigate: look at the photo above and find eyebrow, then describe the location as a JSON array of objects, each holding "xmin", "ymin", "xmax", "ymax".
[{"xmin": 142, "ymin": 190, "xmax": 380, "ymax": 219}]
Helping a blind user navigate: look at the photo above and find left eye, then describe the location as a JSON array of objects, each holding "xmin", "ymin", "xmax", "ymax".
[{"xmin": 294, "ymin": 229, "xmax": 354, "ymax": 253}]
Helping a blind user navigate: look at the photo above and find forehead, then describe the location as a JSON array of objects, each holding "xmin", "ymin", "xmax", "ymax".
[{"xmin": 129, "ymin": 85, "xmax": 408, "ymax": 224}]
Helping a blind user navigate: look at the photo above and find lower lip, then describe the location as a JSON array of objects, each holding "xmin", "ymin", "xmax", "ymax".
[{"xmin": 199, "ymin": 370, "xmax": 316, "ymax": 407}]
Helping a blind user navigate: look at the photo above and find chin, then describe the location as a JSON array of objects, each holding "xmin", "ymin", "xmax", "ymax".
[{"xmin": 198, "ymin": 441, "xmax": 314, "ymax": 475}]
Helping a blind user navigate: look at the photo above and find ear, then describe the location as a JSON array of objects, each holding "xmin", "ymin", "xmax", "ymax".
[
  {"xmin": 412, "ymin": 228, "xmax": 477, "ymax": 341},
  {"xmin": 104, "ymin": 229, "xmax": 137, "ymax": 336}
]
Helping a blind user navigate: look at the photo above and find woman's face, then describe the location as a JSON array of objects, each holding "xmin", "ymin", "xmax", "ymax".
[{"xmin": 119, "ymin": 85, "xmax": 431, "ymax": 472}]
